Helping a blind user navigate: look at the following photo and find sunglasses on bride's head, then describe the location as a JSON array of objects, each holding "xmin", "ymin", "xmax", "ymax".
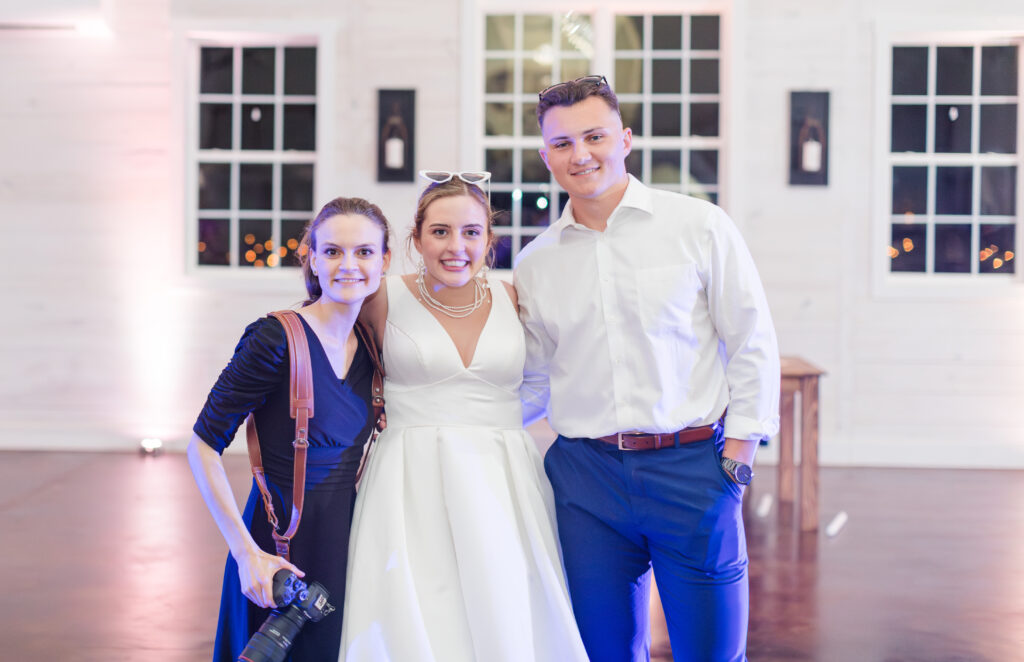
[
  {"xmin": 418, "ymin": 170, "xmax": 492, "ymax": 203},
  {"xmin": 418, "ymin": 170, "xmax": 491, "ymax": 185}
]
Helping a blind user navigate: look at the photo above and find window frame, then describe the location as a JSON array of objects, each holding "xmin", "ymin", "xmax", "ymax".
[
  {"xmin": 180, "ymin": 22, "xmax": 338, "ymax": 283},
  {"xmin": 873, "ymin": 22, "xmax": 1024, "ymax": 296},
  {"xmin": 462, "ymin": 0, "xmax": 732, "ymax": 271}
]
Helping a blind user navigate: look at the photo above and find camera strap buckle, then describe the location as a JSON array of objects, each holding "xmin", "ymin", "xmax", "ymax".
[{"xmin": 273, "ymin": 535, "xmax": 292, "ymax": 559}]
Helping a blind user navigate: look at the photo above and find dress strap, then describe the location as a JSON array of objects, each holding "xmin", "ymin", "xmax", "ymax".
[{"xmin": 485, "ymin": 274, "xmax": 516, "ymax": 314}]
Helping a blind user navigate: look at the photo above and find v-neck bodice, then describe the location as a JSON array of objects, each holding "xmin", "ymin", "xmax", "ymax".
[
  {"xmin": 381, "ymin": 274, "xmax": 525, "ymax": 429},
  {"xmin": 297, "ymin": 313, "xmax": 355, "ymax": 381}
]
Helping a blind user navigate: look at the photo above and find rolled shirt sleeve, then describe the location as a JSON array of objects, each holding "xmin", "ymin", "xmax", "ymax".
[{"xmin": 705, "ymin": 208, "xmax": 781, "ymax": 442}]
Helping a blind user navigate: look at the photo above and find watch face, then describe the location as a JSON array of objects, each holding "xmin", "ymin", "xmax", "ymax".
[{"xmin": 734, "ymin": 463, "xmax": 753, "ymax": 484}]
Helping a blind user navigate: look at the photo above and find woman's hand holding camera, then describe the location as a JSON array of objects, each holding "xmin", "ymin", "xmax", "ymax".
[{"xmin": 236, "ymin": 547, "xmax": 304, "ymax": 608}]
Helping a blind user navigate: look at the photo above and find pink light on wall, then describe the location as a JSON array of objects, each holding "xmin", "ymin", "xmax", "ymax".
[{"xmin": 0, "ymin": 0, "xmax": 110, "ymax": 33}]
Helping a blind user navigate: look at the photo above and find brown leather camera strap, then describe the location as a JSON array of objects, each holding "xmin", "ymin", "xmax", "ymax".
[
  {"xmin": 245, "ymin": 312, "xmax": 387, "ymax": 560},
  {"xmin": 352, "ymin": 320, "xmax": 386, "ymax": 486},
  {"xmin": 353, "ymin": 320, "xmax": 385, "ymax": 432},
  {"xmin": 245, "ymin": 310, "xmax": 313, "ymax": 562}
]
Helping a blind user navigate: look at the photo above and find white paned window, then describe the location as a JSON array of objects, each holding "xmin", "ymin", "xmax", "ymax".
[
  {"xmin": 886, "ymin": 42, "xmax": 1021, "ymax": 276},
  {"xmin": 187, "ymin": 40, "xmax": 318, "ymax": 270},
  {"xmin": 472, "ymin": 6, "xmax": 726, "ymax": 268},
  {"xmin": 615, "ymin": 14, "xmax": 722, "ymax": 204}
]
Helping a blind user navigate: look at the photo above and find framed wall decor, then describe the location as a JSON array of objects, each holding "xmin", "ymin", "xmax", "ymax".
[
  {"xmin": 789, "ymin": 91, "xmax": 830, "ymax": 186},
  {"xmin": 377, "ymin": 89, "xmax": 415, "ymax": 182}
]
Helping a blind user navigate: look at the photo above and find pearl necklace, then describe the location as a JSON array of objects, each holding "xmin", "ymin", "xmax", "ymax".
[{"xmin": 416, "ymin": 268, "xmax": 490, "ymax": 318}]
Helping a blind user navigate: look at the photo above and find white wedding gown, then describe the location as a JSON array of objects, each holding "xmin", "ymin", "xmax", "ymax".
[{"xmin": 339, "ymin": 275, "xmax": 588, "ymax": 662}]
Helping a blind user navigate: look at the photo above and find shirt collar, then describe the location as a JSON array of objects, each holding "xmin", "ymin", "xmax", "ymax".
[{"xmin": 556, "ymin": 175, "xmax": 654, "ymax": 238}]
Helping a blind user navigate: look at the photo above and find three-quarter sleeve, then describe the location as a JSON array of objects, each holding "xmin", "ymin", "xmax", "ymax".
[{"xmin": 193, "ymin": 317, "xmax": 289, "ymax": 454}]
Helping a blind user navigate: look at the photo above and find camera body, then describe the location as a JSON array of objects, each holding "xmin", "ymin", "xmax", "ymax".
[{"xmin": 237, "ymin": 569, "xmax": 335, "ymax": 662}]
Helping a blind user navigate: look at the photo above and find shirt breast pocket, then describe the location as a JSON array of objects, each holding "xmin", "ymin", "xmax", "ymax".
[{"xmin": 635, "ymin": 264, "xmax": 703, "ymax": 335}]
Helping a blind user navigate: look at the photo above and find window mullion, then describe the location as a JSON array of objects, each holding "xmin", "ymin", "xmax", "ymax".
[
  {"xmin": 972, "ymin": 163, "xmax": 981, "ymax": 276},
  {"xmin": 971, "ymin": 43, "xmax": 982, "ymax": 276},
  {"xmin": 926, "ymin": 164, "xmax": 935, "ymax": 274},
  {"xmin": 230, "ymin": 46, "xmax": 243, "ymax": 268},
  {"xmin": 926, "ymin": 46, "xmax": 935, "ymax": 274},
  {"xmin": 680, "ymin": 13, "xmax": 690, "ymax": 182},
  {"xmin": 1017, "ymin": 39, "xmax": 1024, "ymax": 279},
  {"xmin": 272, "ymin": 46, "xmax": 284, "ymax": 269}
]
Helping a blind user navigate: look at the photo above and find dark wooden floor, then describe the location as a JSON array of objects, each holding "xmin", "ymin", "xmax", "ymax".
[{"xmin": 1, "ymin": 451, "xmax": 1022, "ymax": 661}]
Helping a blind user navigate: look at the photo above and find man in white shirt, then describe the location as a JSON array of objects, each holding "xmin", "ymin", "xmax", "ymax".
[{"xmin": 514, "ymin": 75, "xmax": 780, "ymax": 662}]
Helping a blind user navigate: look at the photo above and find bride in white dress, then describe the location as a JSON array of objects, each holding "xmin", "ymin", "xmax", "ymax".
[{"xmin": 339, "ymin": 172, "xmax": 588, "ymax": 661}]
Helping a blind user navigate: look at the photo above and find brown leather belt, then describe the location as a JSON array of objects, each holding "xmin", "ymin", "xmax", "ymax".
[{"xmin": 596, "ymin": 417, "xmax": 723, "ymax": 451}]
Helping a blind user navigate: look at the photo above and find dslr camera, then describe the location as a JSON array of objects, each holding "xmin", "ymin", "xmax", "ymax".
[{"xmin": 237, "ymin": 569, "xmax": 335, "ymax": 662}]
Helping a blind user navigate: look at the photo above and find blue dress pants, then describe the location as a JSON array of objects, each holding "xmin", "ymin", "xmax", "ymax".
[{"xmin": 544, "ymin": 432, "xmax": 748, "ymax": 662}]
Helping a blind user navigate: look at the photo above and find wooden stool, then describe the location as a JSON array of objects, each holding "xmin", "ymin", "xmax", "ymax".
[{"xmin": 779, "ymin": 356, "xmax": 826, "ymax": 531}]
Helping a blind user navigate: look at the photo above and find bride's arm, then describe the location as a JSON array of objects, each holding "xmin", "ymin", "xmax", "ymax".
[{"xmin": 359, "ymin": 276, "xmax": 390, "ymax": 348}]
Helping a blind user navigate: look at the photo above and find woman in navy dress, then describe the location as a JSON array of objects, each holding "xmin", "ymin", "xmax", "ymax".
[{"xmin": 187, "ymin": 197, "xmax": 391, "ymax": 662}]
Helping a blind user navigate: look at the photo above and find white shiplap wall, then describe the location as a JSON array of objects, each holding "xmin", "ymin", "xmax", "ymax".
[
  {"xmin": 731, "ymin": 0, "xmax": 1024, "ymax": 468},
  {"xmin": 1, "ymin": 0, "xmax": 1023, "ymax": 468}
]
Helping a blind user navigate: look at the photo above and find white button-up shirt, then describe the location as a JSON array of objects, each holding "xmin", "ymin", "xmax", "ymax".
[{"xmin": 514, "ymin": 176, "xmax": 780, "ymax": 443}]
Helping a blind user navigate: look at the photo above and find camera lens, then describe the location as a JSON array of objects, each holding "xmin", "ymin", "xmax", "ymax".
[{"xmin": 236, "ymin": 572, "xmax": 334, "ymax": 662}]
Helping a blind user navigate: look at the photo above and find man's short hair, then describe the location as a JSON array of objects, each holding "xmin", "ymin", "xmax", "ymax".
[{"xmin": 536, "ymin": 75, "xmax": 621, "ymax": 129}]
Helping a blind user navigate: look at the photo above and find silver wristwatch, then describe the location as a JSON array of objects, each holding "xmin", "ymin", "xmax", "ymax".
[{"xmin": 720, "ymin": 457, "xmax": 754, "ymax": 485}]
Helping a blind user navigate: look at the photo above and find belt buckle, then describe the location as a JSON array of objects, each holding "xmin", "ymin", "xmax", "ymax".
[{"xmin": 617, "ymin": 431, "xmax": 644, "ymax": 451}]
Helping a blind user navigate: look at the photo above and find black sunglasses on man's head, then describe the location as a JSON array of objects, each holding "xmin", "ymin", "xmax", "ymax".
[{"xmin": 538, "ymin": 75, "xmax": 609, "ymax": 101}]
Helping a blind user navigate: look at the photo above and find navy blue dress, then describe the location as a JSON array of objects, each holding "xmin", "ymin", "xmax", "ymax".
[{"xmin": 194, "ymin": 314, "xmax": 374, "ymax": 662}]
